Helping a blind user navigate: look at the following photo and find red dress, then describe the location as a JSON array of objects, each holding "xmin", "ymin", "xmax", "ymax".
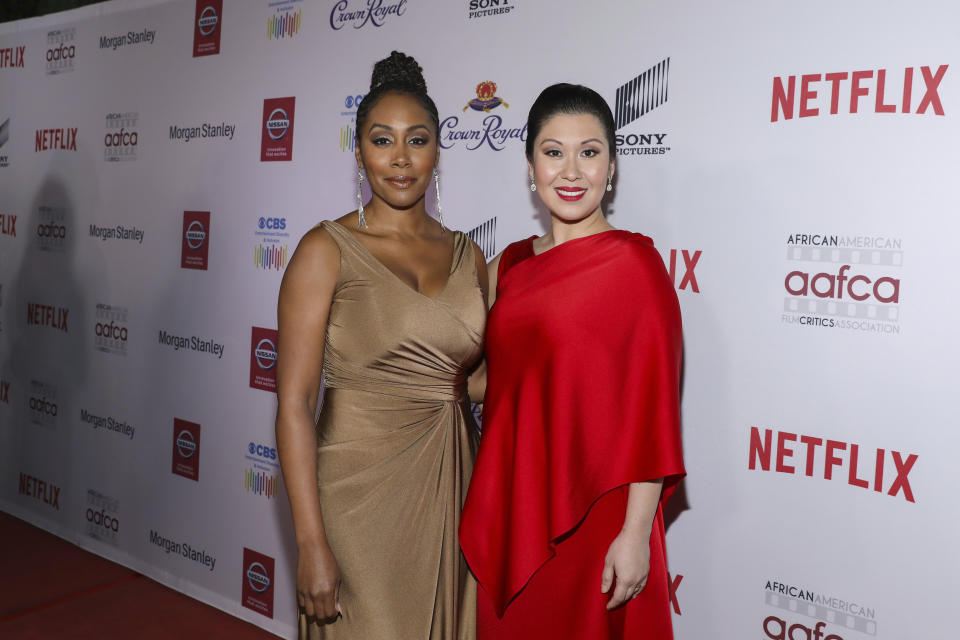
[{"xmin": 459, "ymin": 231, "xmax": 685, "ymax": 639}]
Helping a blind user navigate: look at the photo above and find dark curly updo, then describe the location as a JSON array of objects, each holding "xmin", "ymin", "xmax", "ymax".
[{"xmin": 355, "ymin": 51, "xmax": 440, "ymax": 140}]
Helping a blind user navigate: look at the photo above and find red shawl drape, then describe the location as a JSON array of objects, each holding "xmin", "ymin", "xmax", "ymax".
[{"xmin": 460, "ymin": 230, "xmax": 685, "ymax": 617}]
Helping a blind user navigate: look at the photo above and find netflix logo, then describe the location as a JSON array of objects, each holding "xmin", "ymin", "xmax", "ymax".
[
  {"xmin": 748, "ymin": 426, "xmax": 918, "ymax": 503},
  {"xmin": 35, "ymin": 127, "xmax": 78, "ymax": 152},
  {"xmin": 772, "ymin": 64, "xmax": 948, "ymax": 122},
  {"xmin": 665, "ymin": 250, "xmax": 701, "ymax": 294}
]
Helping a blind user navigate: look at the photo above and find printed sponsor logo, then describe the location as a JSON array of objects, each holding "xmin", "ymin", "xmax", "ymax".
[
  {"xmin": 242, "ymin": 548, "xmax": 275, "ymax": 617},
  {"xmin": 169, "ymin": 121, "xmax": 236, "ymax": 142},
  {"xmin": 250, "ymin": 327, "xmax": 279, "ymax": 392},
  {"xmin": 440, "ymin": 81, "xmax": 525, "ymax": 151},
  {"xmin": 85, "ymin": 489, "xmax": 120, "ymax": 545},
  {"xmin": 88, "ymin": 223, "xmax": 145, "ymax": 244},
  {"xmin": 1, "ymin": 212, "xmax": 16, "ymax": 237},
  {"xmin": 27, "ymin": 302, "xmax": 69, "ymax": 333},
  {"xmin": 330, "ymin": 0, "xmax": 407, "ymax": 30},
  {"xmin": 28, "ymin": 380, "xmax": 58, "ymax": 428},
  {"xmin": 0, "ymin": 283, "xmax": 3, "ymax": 333},
  {"xmin": 255, "ymin": 216, "xmax": 289, "ymax": 270},
  {"xmin": 104, "ymin": 112, "xmax": 139, "ymax": 162},
  {"xmin": 172, "ymin": 418, "xmax": 201, "ymax": 481},
  {"xmin": 772, "ymin": 64, "xmax": 948, "ymax": 122},
  {"xmin": 35, "ymin": 127, "xmax": 78, "ymax": 152},
  {"xmin": 668, "ymin": 572, "xmax": 683, "ymax": 615},
  {"xmin": 35, "ymin": 205, "xmax": 67, "ymax": 252},
  {"xmin": 613, "ymin": 58, "xmax": 671, "ymax": 157},
  {"xmin": 762, "ymin": 579, "xmax": 876, "ymax": 639},
  {"xmin": 665, "ymin": 249, "xmax": 701, "ymax": 293},
  {"xmin": 0, "ymin": 379, "xmax": 9, "ymax": 404},
  {"xmin": 0, "ymin": 45, "xmax": 26, "ymax": 68},
  {"xmin": 268, "ymin": 0, "xmax": 302, "ymax": 39},
  {"xmin": 782, "ymin": 233, "xmax": 902, "ymax": 335},
  {"xmin": 149, "ymin": 529, "xmax": 216, "ymax": 571},
  {"xmin": 468, "ymin": 0, "xmax": 515, "ymax": 19},
  {"xmin": 94, "ymin": 303, "xmax": 128, "ymax": 356},
  {"xmin": 749, "ymin": 426, "xmax": 918, "ymax": 503},
  {"xmin": 466, "ymin": 216, "xmax": 497, "ymax": 259},
  {"xmin": 158, "ymin": 329, "xmax": 225, "ymax": 359},
  {"xmin": 99, "ymin": 28, "xmax": 156, "ymax": 51},
  {"xmin": 339, "ymin": 92, "xmax": 364, "ymax": 152},
  {"xmin": 193, "ymin": 0, "xmax": 223, "ymax": 57},
  {"xmin": 80, "ymin": 408, "xmax": 135, "ymax": 439},
  {"xmin": 244, "ymin": 442, "xmax": 280, "ymax": 499},
  {"xmin": 181, "ymin": 211, "xmax": 210, "ymax": 270},
  {"xmin": 46, "ymin": 28, "xmax": 77, "ymax": 75},
  {"xmin": 18, "ymin": 472, "xmax": 61, "ymax": 510},
  {"xmin": 0, "ymin": 116, "xmax": 9, "ymax": 167},
  {"xmin": 261, "ymin": 97, "xmax": 296, "ymax": 161}
]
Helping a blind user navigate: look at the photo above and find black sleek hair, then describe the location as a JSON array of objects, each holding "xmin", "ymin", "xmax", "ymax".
[
  {"xmin": 525, "ymin": 83, "xmax": 617, "ymax": 160},
  {"xmin": 355, "ymin": 51, "xmax": 440, "ymax": 139}
]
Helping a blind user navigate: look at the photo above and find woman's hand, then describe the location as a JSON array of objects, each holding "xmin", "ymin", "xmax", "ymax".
[
  {"xmin": 298, "ymin": 541, "xmax": 342, "ymax": 623},
  {"xmin": 600, "ymin": 526, "xmax": 651, "ymax": 610}
]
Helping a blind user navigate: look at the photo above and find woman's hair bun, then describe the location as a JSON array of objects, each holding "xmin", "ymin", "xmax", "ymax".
[{"xmin": 370, "ymin": 51, "xmax": 428, "ymax": 94}]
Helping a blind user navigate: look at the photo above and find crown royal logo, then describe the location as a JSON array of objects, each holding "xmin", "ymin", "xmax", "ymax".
[{"xmin": 464, "ymin": 81, "xmax": 509, "ymax": 112}]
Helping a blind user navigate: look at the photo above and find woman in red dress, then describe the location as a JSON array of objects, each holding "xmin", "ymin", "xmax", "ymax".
[{"xmin": 459, "ymin": 84, "xmax": 685, "ymax": 639}]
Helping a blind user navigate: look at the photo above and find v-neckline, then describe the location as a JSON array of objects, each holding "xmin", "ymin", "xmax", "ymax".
[{"xmin": 327, "ymin": 220, "xmax": 458, "ymax": 302}]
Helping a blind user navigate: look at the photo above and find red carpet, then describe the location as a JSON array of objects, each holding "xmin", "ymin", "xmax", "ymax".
[{"xmin": 0, "ymin": 511, "xmax": 280, "ymax": 639}]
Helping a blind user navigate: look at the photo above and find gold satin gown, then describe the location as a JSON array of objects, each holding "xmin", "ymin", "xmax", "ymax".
[{"xmin": 299, "ymin": 220, "xmax": 483, "ymax": 640}]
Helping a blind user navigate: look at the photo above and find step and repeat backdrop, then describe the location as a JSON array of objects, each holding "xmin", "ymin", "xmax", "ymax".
[{"xmin": 0, "ymin": 0, "xmax": 956, "ymax": 637}]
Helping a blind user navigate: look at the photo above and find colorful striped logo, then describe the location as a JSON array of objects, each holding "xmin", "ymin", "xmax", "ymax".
[
  {"xmin": 244, "ymin": 469, "xmax": 279, "ymax": 498},
  {"xmin": 254, "ymin": 243, "xmax": 288, "ymax": 270},
  {"xmin": 339, "ymin": 125, "xmax": 355, "ymax": 152},
  {"xmin": 268, "ymin": 9, "xmax": 301, "ymax": 39}
]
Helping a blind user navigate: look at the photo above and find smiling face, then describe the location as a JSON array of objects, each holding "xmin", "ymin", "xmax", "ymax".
[
  {"xmin": 355, "ymin": 91, "xmax": 439, "ymax": 213},
  {"xmin": 528, "ymin": 112, "xmax": 615, "ymax": 224}
]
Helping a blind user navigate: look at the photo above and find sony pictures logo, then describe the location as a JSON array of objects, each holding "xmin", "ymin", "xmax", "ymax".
[
  {"xmin": 330, "ymin": 0, "xmax": 407, "ymax": 30},
  {"xmin": 468, "ymin": 0, "xmax": 515, "ymax": 19},
  {"xmin": 46, "ymin": 28, "xmax": 77, "ymax": 75},
  {"xmin": 781, "ymin": 233, "xmax": 902, "ymax": 335},
  {"xmin": 104, "ymin": 112, "xmax": 139, "ymax": 162},
  {"xmin": 614, "ymin": 57, "xmax": 670, "ymax": 157}
]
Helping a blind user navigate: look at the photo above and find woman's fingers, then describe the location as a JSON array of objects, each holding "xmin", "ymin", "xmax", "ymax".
[{"xmin": 600, "ymin": 559, "xmax": 615, "ymax": 594}]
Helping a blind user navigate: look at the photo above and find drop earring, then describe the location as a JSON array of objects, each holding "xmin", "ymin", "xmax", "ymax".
[
  {"xmin": 529, "ymin": 176, "xmax": 536, "ymax": 192},
  {"xmin": 357, "ymin": 168, "xmax": 367, "ymax": 229},
  {"xmin": 434, "ymin": 167, "xmax": 445, "ymax": 231},
  {"xmin": 606, "ymin": 175, "xmax": 613, "ymax": 192}
]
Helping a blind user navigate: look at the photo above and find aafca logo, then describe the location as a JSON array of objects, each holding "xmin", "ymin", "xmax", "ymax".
[
  {"xmin": 28, "ymin": 379, "xmax": 58, "ymax": 428},
  {"xmin": 250, "ymin": 327, "xmax": 278, "ymax": 392},
  {"xmin": 85, "ymin": 489, "xmax": 120, "ymax": 545},
  {"xmin": 181, "ymin": 210, "xmax": 211, "ymax": 270},
  {"xmin": 242, "ymin": 547, "xmax": 275, "ymax": 618},
  {"xmin": 46, "ymin": 28, "xmax": 77, "ymax": 75},
  {"xmin": 104, "ymin": 112, "xmax": 139, "ymax": 162},
  {"xmin": 440, "ymin": 81, "xmax": 526, "ymax": 151},
  {"xmin": 762, "ymin": 579, "xmax": 876, "ymax": 639},
  {"xmin": 94, "ymin": 303, "xmax": 129, "ymax": 356},
  {"xmin": 35, "ymin": 205, "xmax": 67, "ymax": 252},
  {"xmin": 172, "ymin": 418, "xmax": 201, "ymax": 481},
  {"xmin": 782, "ymin": 233, "xmax": 902, "ymax": 335},
  {"xmin": 193, "ymin": 0, "xmax": 223, "ymax": 57},
  {"xmin": 613, "ymin": 57, "xmax": 670, "ymax": 157},
  {"xmin": 261, "ymin": 97, "xmax": 296, "ymax": 162}
]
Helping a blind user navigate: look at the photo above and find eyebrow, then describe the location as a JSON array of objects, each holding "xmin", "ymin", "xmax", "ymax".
[
  {"xmin": 368, "ymin": 123, "xmax": 432, "ymax": 134},
  {"xmin": 539, "ymin": 137, "xmax": 605, "ymax": 146}
]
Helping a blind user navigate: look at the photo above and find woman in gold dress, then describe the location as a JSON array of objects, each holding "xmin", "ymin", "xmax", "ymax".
[{"xmin": 275, "ymin": 52, "xmax": 487, "ymax": 639}]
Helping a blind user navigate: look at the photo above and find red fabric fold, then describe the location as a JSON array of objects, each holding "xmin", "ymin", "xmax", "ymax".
[{"xmin": 460, "ymin": 230, "xmax": 685, "ymax": 617}]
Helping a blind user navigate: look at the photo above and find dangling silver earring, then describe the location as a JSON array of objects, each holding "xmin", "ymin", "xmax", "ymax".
[
  {"xmin": 433, "ymin": 167, "xmax": 445, "ymax": 231},
  {"xmin": 357, "ymin": 168, "xmax": 367, "ymax": 229},
  {"xmin": 606, "ymin": 175, "xmax": 613, "ymax": 192},
  {"xmin": 529, "ymin": 176, "xmax": 536, "ymax": 192}
]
